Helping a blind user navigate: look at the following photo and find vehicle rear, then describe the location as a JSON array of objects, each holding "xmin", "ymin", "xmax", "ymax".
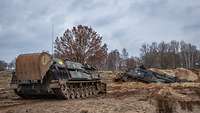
[{"xmin": 10, "ymin": 52, "xmax": 54, "ymax": 98}]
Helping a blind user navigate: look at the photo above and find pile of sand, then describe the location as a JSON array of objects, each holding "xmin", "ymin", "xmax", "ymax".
[
  {"xmin": 152, "ymin": 87, "xmax": 194, "ymax": 113},
  {"xmin": 149, "ymin": 68, "xmax": 199, "ymax": 82},
  {"xmin": 174, "ymin": 68, "xmax": 198, "ymax": 81},
  {"xmin": 149, "ymin": 68, "xmax": 175, "ymax": 77}
]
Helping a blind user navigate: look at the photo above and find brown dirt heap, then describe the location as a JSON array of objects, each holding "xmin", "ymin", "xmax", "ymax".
[{"xmin": 149, "ymin": 68, "xmax": 199, "ymax": 82}]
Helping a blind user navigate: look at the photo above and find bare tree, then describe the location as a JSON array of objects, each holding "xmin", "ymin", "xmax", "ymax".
[
  {"xmin": 140, "ymin": 42, "xmax": 159, "ymax": 68},
  {"xmin": 120, "ymin": 48, "xmax": 129, "ymax": 70},
  {"xmin": 106, "ymin": 49, "xmax": 120, "ymax": 71},
  {"xmin": 0, "ymin": 60, "xmax": 7, "ymax": 71},
  {"xmin": 121, "ymin": 48, "xmax": 129, "ymax": 59},
  {"xmin": 169, "ymin": 40, "xmax": 179, "ymax": 68},
  {"xmin": 140, "ymin": 40, "xmax": 200, "ymax": 69},
  {"xmin": 54, "ymin": 25, "xmax": 108, "ymax": 68},
  {"xmin": 140, "ymin": 43, "xmax": 151, "ymax": 67},
  {"xmin": 8, "ymin": 59, "xmax": 15, "ymax": 70},
  {"xmin": 158, "ymin": 41, "xmax": 169, "ymax": 68}
]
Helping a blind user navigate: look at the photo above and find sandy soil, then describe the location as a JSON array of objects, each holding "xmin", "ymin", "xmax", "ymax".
[
  {"xmin": 149, "ymin": 68, "xmax": 200, "ymax": 82},
  {"xmin": 0, "ymin": 70, "xmax": 200, "ymax": 113}
]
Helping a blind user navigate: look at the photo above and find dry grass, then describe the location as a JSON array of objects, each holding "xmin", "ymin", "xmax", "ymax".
[
  {"xmin": 0, "ymin": 71, "xmax": 17, "ymax": 100},
  {"xmin": 0, "ymin": 71, "xmax": 12, "ymax": 89}
]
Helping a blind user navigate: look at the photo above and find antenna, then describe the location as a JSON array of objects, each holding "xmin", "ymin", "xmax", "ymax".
[{"xmin": 51, "ymin": 24, "xmax": 54, "ymax": 57}]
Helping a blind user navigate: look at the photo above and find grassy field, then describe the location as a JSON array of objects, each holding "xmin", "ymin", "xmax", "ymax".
[
  {"xmin": 0, "ymin": 71, "xmax": 17, "ymax": 100},
  {"xmin": 0, "ymin": 71, "xmax": 11, "ymax": 88}
]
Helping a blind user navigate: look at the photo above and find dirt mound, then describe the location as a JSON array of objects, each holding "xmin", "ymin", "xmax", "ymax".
[
  {"xmin": 151, "ymin": 86, "xmax": 200, "ymax": 113},
  {"xmin": 149, "ymin": 68, "xmax": 175, "ymax": 76},
  {"xmin": 174, "ymin": 68, "xmax": 198, "ymax": 81},
  {"xmin": 149, "ymin": 68, "xmax": 199, "ymax": 82}
]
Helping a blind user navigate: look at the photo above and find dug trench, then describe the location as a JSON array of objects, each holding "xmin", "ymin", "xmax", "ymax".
[{"xmin": 1, "ymin": 71, "xmax": 200, "ymax": 113}]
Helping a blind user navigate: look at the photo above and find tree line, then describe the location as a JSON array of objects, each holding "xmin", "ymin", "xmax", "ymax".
[
  {"xmin": 55, "ymin": 25, "xmax": 200, "ymax": 70},
  {"xmin": 140, "ymin": 41, "xmax": 200, "ymax": 69},
  {"xmin": 1, "ymin": 25, "xmax": 199, "ymax": 71},
  {"xmin": 0, "ymin": 60, "xmax": 15, "ymax": 71}
]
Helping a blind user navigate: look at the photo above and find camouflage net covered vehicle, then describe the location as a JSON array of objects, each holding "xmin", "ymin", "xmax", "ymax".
[{"xmin": 10, "ymin": 52, "xmax": 106, "ymax": 99}]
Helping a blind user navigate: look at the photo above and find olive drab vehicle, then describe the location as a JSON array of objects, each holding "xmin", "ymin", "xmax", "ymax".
[{"xmin": 10, "ymin": 52, "xmax": 106, "ymax": 99}]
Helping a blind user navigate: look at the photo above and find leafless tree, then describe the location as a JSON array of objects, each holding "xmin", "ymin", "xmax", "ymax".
[
  {"xmin": 120, "ymin": 48, "xmax": 129, "ymax": 70},
  {"xmin": 0, "ymin": 60, "xmax": 7, "ymax": 71},
  {"xmin": 140, "ymin": 40, "xmax": 200, "ymax": 69},
  {"xmin": 169, "ymin": 40, "xmax": 179, "ymax": 68},
  {"xmin": 54, "ymin": 25, "xmax": 108, "ymax": 68},
  {"xmin": 106, "ymin": 49, "xmax": 120, "ymax": 71}
]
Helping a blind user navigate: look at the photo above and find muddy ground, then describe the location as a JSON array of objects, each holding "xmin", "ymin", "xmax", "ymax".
[{"xmin": 0, "ymin": 71, "xmax": 200, "ymax": 113}]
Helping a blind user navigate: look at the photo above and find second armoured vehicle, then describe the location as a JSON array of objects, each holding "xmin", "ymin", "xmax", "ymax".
[
  {"xmin": 10, "ymin": 52, "xmax": 106, "ymax": 99},
  {"xmin": 115, "ymin": 66, "xmax": 186, "ymax": 83}
]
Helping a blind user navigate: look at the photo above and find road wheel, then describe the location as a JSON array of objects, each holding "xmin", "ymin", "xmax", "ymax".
[
  {"xmin": 85, "ymin": 87, "xmax": 89, "ymax": 97},
  {"xmin": 80, "ymin": 87, "xmax": 85, "ymax": 98},
  {"xmin": 92, "ymin": 86, "xmax": 97, "ymax": 95},
  {"xmin": 64, "ymin": 88, "xmax": 70, "ymax": 99},
  {"xmin": 60, "ymin": 84, "xmax": 70, "ymax": 99},
  {"xmin": 89, "ymin": 86, "xmax": 93, "ymax": 96},
  {"xmin": 70, "ymin": 88, "xmax": 75, "ymax": 99},
  {"xmin": 75, "ymin": 88, "xmax": 81, "ymax": 99}
]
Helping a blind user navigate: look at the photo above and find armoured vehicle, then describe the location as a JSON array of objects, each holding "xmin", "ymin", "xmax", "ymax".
[
  {"xmin": 116, "ymin": 67, "xmax": 185, "ymax": 83},
  {"xmin": 10, "ymin": 52, "xmax": 106, "ymax": 99}
]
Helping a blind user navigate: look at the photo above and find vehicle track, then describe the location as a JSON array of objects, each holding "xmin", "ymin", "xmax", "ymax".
[
  {"xmin": 0, "ymin": 91, "xmax": 131, "ymax": 111},
  {"xmin": 0, "ymin": 89, "xmax": 147, "ymax": 111}
]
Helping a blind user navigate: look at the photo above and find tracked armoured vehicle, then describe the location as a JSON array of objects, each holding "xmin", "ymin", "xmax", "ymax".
[
  {"xmin": 10, "ymin": 52, "xmax": 106, "ymax": 99},
  {"xmin": 115, "ymin": 66, "xmax": 187, "ymax": 83}
]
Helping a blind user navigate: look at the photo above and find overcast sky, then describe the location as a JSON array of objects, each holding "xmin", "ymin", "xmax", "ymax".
[{"xmin": 0, "ymin": 0, "xmax": 200, "ymax": 62}]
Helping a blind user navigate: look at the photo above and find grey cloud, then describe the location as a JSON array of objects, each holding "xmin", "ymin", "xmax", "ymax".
[
  {"xmin": 1, "ymin": 0, "xmax": 200, "ymax": 62},
  {"xmin": 183, "ymin": 24, "xmax": 200, "ymax": 32}
]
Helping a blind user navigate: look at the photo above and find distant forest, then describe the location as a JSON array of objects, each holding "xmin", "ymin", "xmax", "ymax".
[
  {"xmin": 54, "ymin": 25, "xmax": 200, "ymax": 70},
  {"xmin": 1, "ymin": 25, "xmax": 200, "ymax": 71}
]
